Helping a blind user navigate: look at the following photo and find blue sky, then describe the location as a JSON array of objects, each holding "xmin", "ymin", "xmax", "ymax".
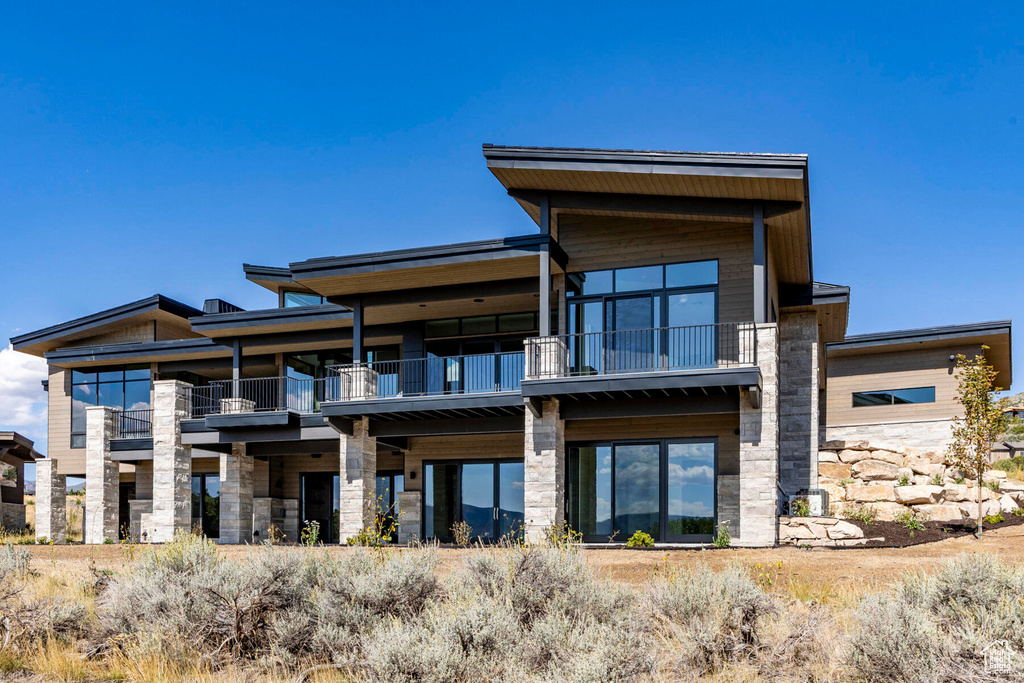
[{"xmin": 2, "ymin": 3, "xmax": 1023, "ymax": 459}]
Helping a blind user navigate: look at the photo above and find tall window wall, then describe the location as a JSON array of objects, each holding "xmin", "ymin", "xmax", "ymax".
[
  {"xmin": 70, "ymin": 366, "xmax": 151, "ymax": 448},
  {"xmin": 566, "ymin": 261, "xmax": 719, "ymax": 373}
]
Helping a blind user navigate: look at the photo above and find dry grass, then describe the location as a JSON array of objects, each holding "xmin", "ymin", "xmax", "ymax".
[{"xmin": 5, "ymin": 526, "xmax": 1024, "ymax": 682}]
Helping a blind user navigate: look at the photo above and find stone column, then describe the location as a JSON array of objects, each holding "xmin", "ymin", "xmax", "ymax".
[
  {"xmin": 779, "ymin": 312, "xmax": 820, "ymax": 496},
  {"xmin": 738, "ymin": 323, "xmax": 780, "ymax": 547},
  {"xmin": 524, "ymin": 398, "xmax": 564, "ymax": 543},
  {"xmin": 151, "ymin": 380, "xmax": 192, "ymax": 543},
  {"xmin": 525, "ymin": 337, "xmax": 567, "ymax": 380},
  {"xmin": 220, "ymin": 443, "xmax": 254, "ymax": 544},
  {"xmin": 85, "ymin": 406, "xmax": 119, "ymax": 543},
  {"xmin": 252, "ymin": 497, "xmax": 272, "ymax": 543},
  {"xmin": 35, "ymin": 459, "xmax": 66, "ymax": 544},
  {"xmin": 338, "ymin": 417, "xmax": 376, "ymax": 542},
  {"xmin": 396, "ymin": 490, "xmax": 422, "ymax": 544}
]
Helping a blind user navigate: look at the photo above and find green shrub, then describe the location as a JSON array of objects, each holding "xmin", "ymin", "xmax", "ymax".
[
  {"xmin": 894, "ymin": 509, "xmax": 925, "ymax": 531},
  {"xmin": 930, "ymin": 472, "xmax": 944, "ymax": 486},
  {"xmin": 712, "ymin": 522, "xmax": 731, "ymax": 548},
  {"xmin": 838, "ymin": 478, "xmax": 855, "ymax": 487},
  {"xmin": 984, "ymin": 513, "xmax": 1005, "ymax": 525},
  {"xmin": 789, "ymin": 498, "xmax": 811, "ymax": 517},
  {"xmin": 983, "ymin": 480, "xmax": 1001, "ymax": 492},
  {"xmin": 897, "ymin": 475, "xmax": 911, "ymax": 487},
  {"xmin": 625, "ymin": 530, "xmax": 654, "ymax": 548},
  {"xmin": 842, "ymin": 505, "xmax": 879, "ymax": 524}
]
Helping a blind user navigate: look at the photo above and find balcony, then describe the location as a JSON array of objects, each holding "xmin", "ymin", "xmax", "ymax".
[
  {"xmin": 521, "ymin": 322, "xmax": 762, "ymax": 413},
  {"xmin": 109, "ymin": 408, "xmax": 154, "ymax": 458},
  {"xmin": 320, "ymin": 352, "xmax": 527, "ymax": 425}
]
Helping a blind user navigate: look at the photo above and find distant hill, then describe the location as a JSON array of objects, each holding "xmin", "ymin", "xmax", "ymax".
[
  {"xmin": 1007, "ymin": 391, "xmax": 1024, "ymax": 407},
  {"xmin": 23, "ymin": 480, "xmax": 35, "ymax": 495}
]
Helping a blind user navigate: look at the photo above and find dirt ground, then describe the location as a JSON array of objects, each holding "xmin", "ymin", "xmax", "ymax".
[{"xmin": 22, "ymin": 521, "xmax": 1024, "ymax": 596}]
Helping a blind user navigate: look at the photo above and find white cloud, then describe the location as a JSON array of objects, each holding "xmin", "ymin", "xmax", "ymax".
[{"xmin": 0, "ymin": 344, "xmax": 47, "ymax": 454}]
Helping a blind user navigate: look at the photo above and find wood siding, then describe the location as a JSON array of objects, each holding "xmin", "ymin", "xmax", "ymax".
[
  {"xmin": 404, "ymin": 433, "xmax": 524, "ymax": 492},
  {"xmin": 557, "ymin": 215, "xmax": 755, "ymax": 323},
  {"xmin": 46, "ymin": 367, "xmax": 82, "ymax": 476},
  {"xmin": 825, "ymin": 344, "xmax": 984, "ymax": 427}
]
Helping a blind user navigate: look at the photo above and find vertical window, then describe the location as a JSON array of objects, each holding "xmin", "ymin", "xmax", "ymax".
[
  {"xmin": 191, "ymin": 473, "xmax": 220, "ymax": 538},
  {"xmin": 852, "ymin": 387, "xmax": 935, "ymax": 407}
]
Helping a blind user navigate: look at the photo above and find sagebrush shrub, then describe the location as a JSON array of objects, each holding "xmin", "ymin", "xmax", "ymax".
[
  {"xmin": 848, "ymin": 593, "xmax": 941, "ymax": 683},
  {"xmin": 0, "ymin": 543, "xmax": 30, "ymax": 576}
]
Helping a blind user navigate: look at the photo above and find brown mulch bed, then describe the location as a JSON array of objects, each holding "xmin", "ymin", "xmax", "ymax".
[{"xmin": 849, "ymin": 513, "xmax": 1024, "ymax": 548}]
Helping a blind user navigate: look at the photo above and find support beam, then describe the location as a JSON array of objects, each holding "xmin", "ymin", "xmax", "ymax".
[
  {"xmin": 539, "ymin": 242, "xmax": 551, "ymax": 337},
  {"xmin": 352, "ymin": 298, "xmax": 364, "ymax": 363},
  {"xmin": 35, "ymin": 459, "xmax": 66, "ymax": 544},
  {"xmin": 753, "ymin": 203, "xmax": 767, "ymax": 324},
  {"xmin": 338, "ymin": 417, "xmax": 376, "ymax": 542},
  {"xmin": 219, "ymin": 442, "xmax": 254, "ymax": 544},
  {"xmin": 150, "ymin": 380, "xmax": 192, "ymax": 543},
  {"xmin": 85, "ymin": 406, "xmax": 119, "ymax": 544}
]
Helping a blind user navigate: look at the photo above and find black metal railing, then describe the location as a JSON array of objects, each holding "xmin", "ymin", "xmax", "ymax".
[
  {"xmin": 185, "ymin": 377, "xmax": 339, "ymax": 418},
  {"xmin": 329, "ymin": 351, "xmax": 525, "ymax": 400},
  {"xmin": 111, "ymin": 409, "xmax": 153, "ymax": 439},
  {"xmin": 555, "ymin": 322, "xmax": 756, "ymax": 377}
]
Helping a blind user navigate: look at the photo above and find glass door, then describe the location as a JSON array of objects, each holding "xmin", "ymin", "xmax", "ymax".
[
  {"xmin": 423, "ymin": 460, "xmax": 525, "ymax": 542},
  {"xmin": 300, "ymin": 473, "xmax": 337, "ymax": 543},
  {"xmin": 613, "ymin": 443, "xmax": 661, "ymax": 539},
  {"xmin": 666, "ymin": 291, "xmax": 717, "ymax": 368},
  {"xmin": 607, "ymin": 295, "xmax": 658, "ymax": 373},
  {"xmin": 666, "ymin": 442, "xmax": 716, "ymax": 541}
]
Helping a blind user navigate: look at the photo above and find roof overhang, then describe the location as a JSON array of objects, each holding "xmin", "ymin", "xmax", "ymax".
[
  {"xmin": 0, "ymin": 432, "xmax": 41, "ymax": 462},
  {"xmin": 828, "ymin": 320, "xmax": 1013, "ymax": 388},
  {"xmin": 11, "ymin": 295, "xmax": 202, "ymax": 358},
  {"xmin": 45, "ymin": 337, "xmax": 231, "ymax": 367},
  {"xmin": 483, "ymin": 144, "xmax": 813, "ymax": 285},
  {"xmin": 780, "ymin": 282, "xmax": 850, "ymax": 343},
  {"xmin": 243, "ymin": 264, "xmax": 315, "ymax": 295},
  {"xmin": 287, "ymin": 234, "xmax": 566, "ymax": 297},
  {"xmin": 189, "ymin": 304, "xmax": 353, "ymax": 338}
]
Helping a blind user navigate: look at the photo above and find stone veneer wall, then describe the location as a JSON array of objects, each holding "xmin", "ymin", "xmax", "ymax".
[
  {"xmin": 778, "ymin": 313, "xmax": 819, "ymax": 496},
  {"xmin": 338, "ymin": 417, "xmax": 376, "ymax": 542},
  {"xmin": 738, "ymin": 323, "xmax": 780, "ymax": 547},
  {"xmin": 825, "ymin": 420, "xmax": 954, "ymax": 453},
  {"xmin": 524, "ymin": 398, "xmax": 565, "ymax": 543},
  {"xmin": 35, "ymin": 458, "xmax": 66, "ymax": 544},
  {"xmin": 220, "ymin": 443, "xmax": 254, "ymax": 544},
  {"xmin": 716, "ymin": 474, "xmax": 740, "ymax": 538},
  {"xmin": 0, "ymin": 503, "xmax": 26, "ymax": 532},
  {"xmin": 397, "ymin": 491, "xmax": 422, "ymax": 544},
  {"xmin": 150, "ymin": 380, "xmax": 192, "ymax": 543},
  {"xmin": 84, "ymin": 406, "xmax": 119, "ymax": 544}
]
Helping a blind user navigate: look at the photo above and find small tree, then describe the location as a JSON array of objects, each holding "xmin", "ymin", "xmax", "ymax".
[{"xmin": 947, "ymin": 348, "xmax": 1009, "ymax": 537}]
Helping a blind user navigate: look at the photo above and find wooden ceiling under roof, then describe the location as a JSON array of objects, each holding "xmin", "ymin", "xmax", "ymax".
[{"xmin": 485, "ymin": 147, "xmax": 812, "ymax": 286}]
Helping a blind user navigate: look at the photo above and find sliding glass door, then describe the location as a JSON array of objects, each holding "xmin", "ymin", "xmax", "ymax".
[
  {"xmin": 567, "ymin": 439, "xmax": 717, "ymax": 543},
  {"xmin": 423, "ymin": 460, "xmax": 525, "ymax": 542}
]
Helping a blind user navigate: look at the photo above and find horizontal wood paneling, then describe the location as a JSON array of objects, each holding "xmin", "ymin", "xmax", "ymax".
[
  {"xmin": 404, "ymin": 433, "xmax": 524, "ymax": 492},
  {"xmin": 826, "ymin": 344, "xmax": 983, "ymax": 426},
  {"xmin": 557, "ymin": 216, "xmax": 754, "ymax": 323},
  {"xmin": 46, "ymin": 367, "xmax": 83, "ymax": 475},
  {"xmin": 565, "ymin": 414, "xmax": 740, "ymax": 475}
]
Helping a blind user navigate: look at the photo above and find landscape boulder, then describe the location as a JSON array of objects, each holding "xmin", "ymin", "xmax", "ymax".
[
  {"xmin": 826, "ymin": 520, "xmax": 863, "ymax": 540},
  {"xmin": 819, "ymin": 462, "xmax": 852, "ymax": 480},
  {"xmin": 913, "ymin": 504, "xmax": 965, "ymax": 522},
  {"xmin": 894, "ymin": 485, "xmax": 944, "ymax": 505},
  {"xmin": 846, "ymin": 483, "xmax": 896, "ymax": 502},
  {"xmin": 852, "ymin": 460, "xmax": 900, "ymax": 481}
]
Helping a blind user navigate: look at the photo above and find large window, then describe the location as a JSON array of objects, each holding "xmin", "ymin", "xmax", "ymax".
[
  {"xmin": 191, "ymin": 473, "xmax": 220, "ymax": 539},
  {"xmin": 423, "ymin": 460, "xmax": 525, "ymax": 542},
  {"xmin": 852, "ymin": 387, "xmax": 935, "ymax": 407},
  {"xmin": 567, "ymin": 439, "xmax": 716, "ymax": 543},
  {"xmin": 566, "ymin": 261, "xmax": 718, "ymax": 373},
  {"xmin": 71, "ymin": 366, "xmax": 151, "ymax": 448}
]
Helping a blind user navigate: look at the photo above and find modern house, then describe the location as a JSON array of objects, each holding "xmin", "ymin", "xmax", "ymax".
[
  {"xmin": 11, "ymin": 144, "xmax": 1013, "ymax": 547},
  {"xmin": 0, "ymin": 432, "xmax": 39, "ymax": 532}
]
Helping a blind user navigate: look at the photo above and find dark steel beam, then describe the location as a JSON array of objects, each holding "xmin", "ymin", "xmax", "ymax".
[{"xmin": 369, "ymin": 416, "xmax": 524, "ymax": 438}]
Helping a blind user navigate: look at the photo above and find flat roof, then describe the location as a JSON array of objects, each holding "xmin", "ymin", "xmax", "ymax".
[
  {"xmin": 45, "ymin": 337, "xmax": 230, "ymax": 366},
  {"xmin": 189, "ymin": 304, "xmax": 353, "ymax": 337},
  {"xmin": 828, "ymin": 320, "xmax": 1013, "ymax": 387},
  {"xmin": 11, "ymin": 295, "xmax": 203, "ymax": 358},
  {"xmin": 829, "ymin": 320, "xmax": 1012, "ymax": 350}
]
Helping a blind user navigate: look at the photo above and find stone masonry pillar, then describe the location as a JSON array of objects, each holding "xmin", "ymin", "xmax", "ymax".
[
  {"xmin": 85, "ymin": 406, "xmax": 119, "ymax": 543},
  {"xmin": 396, "ymin": 490, "xmax": 421, "ymax": 544},
  {"xmin": 778, "ymin": 312, "xmax": 820, "ymax": 496},
  {"xmin": 35, "ymin": 459, "xmax": 66, "ymax": 544},
  {"xmin": 151, "ymin": 380, "xmax": 192, "ymax": 543},
  {"xmin": 220, "ymin": 443, "xmax": 254, "ymax": 544},
  {"xmin": 524, "ymin": 398, "xmax": 565, "ymax": 543},
  {"xmin": 338, "ymin": 417, "xmax": 376, "ymax": 542},
  {"xmin": 738, "ymin": 323, "xmax": 780, "ymax": 547}
]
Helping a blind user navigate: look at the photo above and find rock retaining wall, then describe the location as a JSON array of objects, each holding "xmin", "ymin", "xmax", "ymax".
[
  {"xmin": 779, "ymin": 515, "xmax": 883, "ymax": 546},
  {"xmin": 817, "ymin": 440, "xmax": 1022, "ymax": 523}
]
